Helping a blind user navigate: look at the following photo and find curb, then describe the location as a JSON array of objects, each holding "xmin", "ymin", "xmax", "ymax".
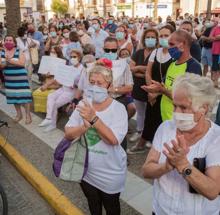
[{"xmin": 0, "ymin": 134, "xmax": 84, "ymax": 215}]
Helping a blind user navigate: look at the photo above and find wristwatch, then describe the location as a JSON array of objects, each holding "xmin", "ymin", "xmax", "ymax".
[
  {"xmin": 89, "ymin": 116, "xmax": 99, "ymax": 127},
  {"xmin": 182, "ymin": 165, "xmax": 192, "ymax": 177}
]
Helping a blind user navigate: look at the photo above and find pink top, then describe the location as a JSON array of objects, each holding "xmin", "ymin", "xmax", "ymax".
[{"xmin": 210, "ymin": 26, "xmax": 220, "ymax": 54}]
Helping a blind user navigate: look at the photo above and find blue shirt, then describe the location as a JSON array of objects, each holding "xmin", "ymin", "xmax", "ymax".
[
  {"xmin": 104, "ymin": 24, "xmax": 117, "ymax": 33},
  {"xmin": 91, "ymin": 29, "xmax": 109, "ymax": 59},
  {"xmin": 30, "ymin": 31, "xmax": 44, "ymax": 56}
]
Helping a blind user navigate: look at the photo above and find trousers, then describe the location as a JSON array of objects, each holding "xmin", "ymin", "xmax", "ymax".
[{"xmin": 46, "ymin": 87, "xmax": 74, "ymax": 126}]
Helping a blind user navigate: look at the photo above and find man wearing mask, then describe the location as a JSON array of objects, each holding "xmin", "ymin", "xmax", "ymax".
[
  {"xmin": 209, "ymin": 17, "xmax": 220, "ymax": 87},
  {"xmin": 143, "ymin": 30, "xmax": 202, "ymax": 121},
  {"xmin": 27, "ymin": 23, "xmax": 44, "ymax": 57},
  {"xmin": 104, "ymin": 16, "xmax": 117, "ymax": 35},
  {"xmin": 27, "ymin": 23, "xmax": 44, "ymax": 74},
  {"xmin": 91, "ymin": 18, "xmax": 109, "ymax": 59},
  {"xmin": 102, "ymin": 37, "xmax": 134, "ymax": 151},
  {"xmin": 179, "ymin": 21, "xmax": 201, "ymax": 62}
]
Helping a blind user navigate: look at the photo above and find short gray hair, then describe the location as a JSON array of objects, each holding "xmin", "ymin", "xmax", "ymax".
[
  {"xmin": 89, "ymin": 65, "xmax": 113, "ymax": 84},
  {"xmin": 173, "ymin": 73, "xmax": 217, "ymax": 112}
]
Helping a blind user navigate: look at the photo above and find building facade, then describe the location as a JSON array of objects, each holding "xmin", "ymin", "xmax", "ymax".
[{"xmin": 0, "ymin": 0, "xmax": 219, "ymax": 23}]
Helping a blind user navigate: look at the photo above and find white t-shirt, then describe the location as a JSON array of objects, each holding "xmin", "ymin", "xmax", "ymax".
[
  {"xmin": 152, "ymin": 120, "xmax": 220, "ymax": 215},
  {"xmin": 65, "ymin": 99, "xmax": 128, "ymax": 194},
  {"xmin": 149, "ymin": 48, "xmax": 171, "ymax": 64}
]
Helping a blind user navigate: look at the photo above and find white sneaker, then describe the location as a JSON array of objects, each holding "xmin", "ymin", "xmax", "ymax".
[
  {"xmin": 44, "ymin": 124, "xmax": 56, "ymax": 132},
  {"xmin": 129, "ymin": 132, "xmax": 141, "ymax": 142},
  {"xmin": 38, "ymin": 119, "xmax": 52, "ymax": 127}
]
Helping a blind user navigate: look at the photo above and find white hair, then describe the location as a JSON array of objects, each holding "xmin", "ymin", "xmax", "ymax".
[
  {"xmin": 173, "ymin": 73, "xmax": 217, "ymax": 113},
  {"xmin": 89, "ymin": 65, "xmax": 113, "ymax": 84}
]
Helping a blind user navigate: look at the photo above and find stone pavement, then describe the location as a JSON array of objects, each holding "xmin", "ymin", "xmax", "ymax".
[{"xmin": 0, "ymin": 153, "xmax": 54, "ymax": 215}]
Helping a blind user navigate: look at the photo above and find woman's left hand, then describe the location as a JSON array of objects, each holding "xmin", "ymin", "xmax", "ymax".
[
  {"xmin": 141, "ymin": 80, "xmax": 165, "ymax": 94},
  {"xmin": 76, "ymin": 100, "xmax": 96, "ymax": 122},
  {"xmin": 163, "ymin": 135, "xmax": 190, "ymax": 173}
]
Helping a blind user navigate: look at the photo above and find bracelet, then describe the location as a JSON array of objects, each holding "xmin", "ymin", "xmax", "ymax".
[
  {"xmin": 72, "ymin": 98, "xmax": 79, "ymax": 105},
  {"xmin": 89, "ymin": 116, "xmax": 99, "ymax": 126}
]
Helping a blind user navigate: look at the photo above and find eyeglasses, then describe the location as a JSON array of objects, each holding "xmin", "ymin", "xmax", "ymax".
[
  {"xmin": 104, "ymin": 48, "xmax": 118, "ymax": 53},
  {"xmin": 71, "ymin": 56, "xmax": 78, "ymax": 58}
]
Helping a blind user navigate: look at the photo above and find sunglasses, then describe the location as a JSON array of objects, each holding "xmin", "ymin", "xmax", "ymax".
[
  {"xmin": 104, "ymin": 48, "xmax": 118, "ymax": 53},
  {"xmin": 71, "ymin": 56, "xmax": 78, "ymax": 58}
]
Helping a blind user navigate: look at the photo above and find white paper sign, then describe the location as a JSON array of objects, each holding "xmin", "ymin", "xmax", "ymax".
[
  {"xmin": 38, "ymin": 56, "xmax": 66, "ymax": 75},
  {"xmin": 112, "ymin": 59, "xmax": 127, "ymax": 82},
  {"xmin": 54, "ymin": 65, "xmax": 81, "ymax": 87}
]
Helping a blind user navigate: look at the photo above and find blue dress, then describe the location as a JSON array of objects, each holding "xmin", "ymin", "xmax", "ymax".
[{"xmin": 2, "ymin": 48, "xmax": 32, "ymax": 104}]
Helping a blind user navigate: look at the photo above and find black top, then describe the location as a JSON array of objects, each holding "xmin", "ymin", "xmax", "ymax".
[
  {"xmin": 131, "ymin": 49, "xmax": 150, "ymax": 101},
  {"xmin": 190, "ymin": 40, "xmax": 201, "ymax": 62},
  {"xmin": 201, "ymin": 27, "xmax": 213, "ymax": 49}
]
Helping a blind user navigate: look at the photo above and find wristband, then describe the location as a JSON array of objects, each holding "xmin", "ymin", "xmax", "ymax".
[
  {"xmin": 72, "ymin": 98, "xmax": 79, "ymax": 105},
  {"xmin": 89, "ymin": 116, "xmax": 99, "ymax": 126}
]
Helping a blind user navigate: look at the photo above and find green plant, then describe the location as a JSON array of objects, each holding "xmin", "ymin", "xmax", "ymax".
[{"xmin": 51, "ymin": 0, "xmax": 68, "ymax": 15}]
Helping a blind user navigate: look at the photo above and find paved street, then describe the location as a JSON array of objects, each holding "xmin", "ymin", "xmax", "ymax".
[{"xmin": 0, "ymin": 153, "xmax": 54, "ymax": 215}]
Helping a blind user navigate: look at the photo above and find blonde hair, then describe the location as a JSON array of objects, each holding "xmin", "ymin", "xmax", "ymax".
[{"xmin": 89, "ymin": 65, "xmax": 113, "ymax": 84}]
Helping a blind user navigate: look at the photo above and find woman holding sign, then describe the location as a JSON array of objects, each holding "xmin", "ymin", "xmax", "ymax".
[{"xmin": 39, "ymin": 49, "xmax": 84, "ymax": 132}]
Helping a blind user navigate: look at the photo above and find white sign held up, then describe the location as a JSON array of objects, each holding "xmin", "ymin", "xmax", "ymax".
[
  {"xmin": 38, "ymin": 56, "xmax": 66, "ymax": 75},
  {"xmin": 54, "ymin": 65, "xmax": 81, "ymax": 87},
  {"xmin": 112, "ymin": 59, "xmax": 127, "ymax": 82}
]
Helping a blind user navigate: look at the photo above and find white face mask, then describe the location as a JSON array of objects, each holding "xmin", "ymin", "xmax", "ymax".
[
  {"xmin": 173, "ymin": 112, "xmax": 197, "ymax": 131},
  {"xmin": 63, "ymin": 32, "xmax": 70, "ymax": 38},
  {"xmin": 70, "ymin": 57, "xmax": 79, "ymax": 66}
]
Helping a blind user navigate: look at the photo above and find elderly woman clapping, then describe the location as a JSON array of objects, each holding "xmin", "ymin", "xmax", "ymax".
[
  {"xmin": 65, "ymin": 65, "xmax": 128, "ymax": 215},
  {"xmin": 142, "ymin": 73, "xmax": 220, "ymax": 215}
]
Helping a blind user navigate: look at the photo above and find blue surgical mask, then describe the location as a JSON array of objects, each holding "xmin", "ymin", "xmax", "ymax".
[
  {"xmin": 108, "ymin": 20, "xmax": 113, "ymax": 25},
  {"xmin": 168, "ymin": 47, "xmax": 182, "ymax": 60},
  {"xmin": 86, "ymin": 85, "xmax": 108, "ymax": 103},
  {"xmin": 50, "ymin": 32, "xmax": 57, "ymax": 37},
  {"xmin": 145, "ymin": 38, "xmax": 156, "ymax": 48},
  {"xmin": 116, "ymin": 32, "xmax": 124, "ymax": 40},
  {"xmin": 103, "ymin": 52, "xmax": 118, "ymax": 61},
  {"xmin": 159, "ymin": 38, "xmax": 169, "ymax": 48},
  {"xmin": 59, "ymin": 23, "xmax": 64, "ymax": 28},
  {"xmin": 92, "ymin": 24, "xmax": 100, "ymax": 31}
]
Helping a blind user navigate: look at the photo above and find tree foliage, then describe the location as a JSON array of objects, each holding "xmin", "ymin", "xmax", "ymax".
[{"xmin": 51, "ymin": 0, "xmax": 68, "ymax": 15}]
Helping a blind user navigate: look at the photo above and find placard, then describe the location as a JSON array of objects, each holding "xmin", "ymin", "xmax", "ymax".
[
  {"xmin": 112, "ymin": 59, "xmax": 127, "ymax": 82},
  {"xmin": 54, "ymin": 65, "xmax": 81, "ymax": 87},
  {"xmin": 38, "ymin": 56, "xmax": 66, "ymax": 75}
]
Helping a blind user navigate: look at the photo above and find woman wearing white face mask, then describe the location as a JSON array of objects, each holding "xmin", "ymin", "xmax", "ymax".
[
  {"xmin": 60, "ymin": 26, "xmax": 71, "ymax": 48},
  {"xmin": 38, "ymin": 49, "xmax": 84, "ymax": 132},
  {"xmin": 142, "ymin": 73, "xmax": 220, "ymax": 215},
  {"xmin": 65, "ymin": 65, "xmax": 128, "ymax": 215}
]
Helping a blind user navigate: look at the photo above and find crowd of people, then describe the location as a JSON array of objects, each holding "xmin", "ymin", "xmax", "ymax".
[{"xmin": 0, "ymin": 12, "xmax": 220, "ymax": 215}]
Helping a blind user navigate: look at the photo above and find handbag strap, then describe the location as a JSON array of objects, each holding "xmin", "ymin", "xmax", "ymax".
[{"xmin": 82, "ymin": 134, "xmax": 89, "ymax": 178}]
